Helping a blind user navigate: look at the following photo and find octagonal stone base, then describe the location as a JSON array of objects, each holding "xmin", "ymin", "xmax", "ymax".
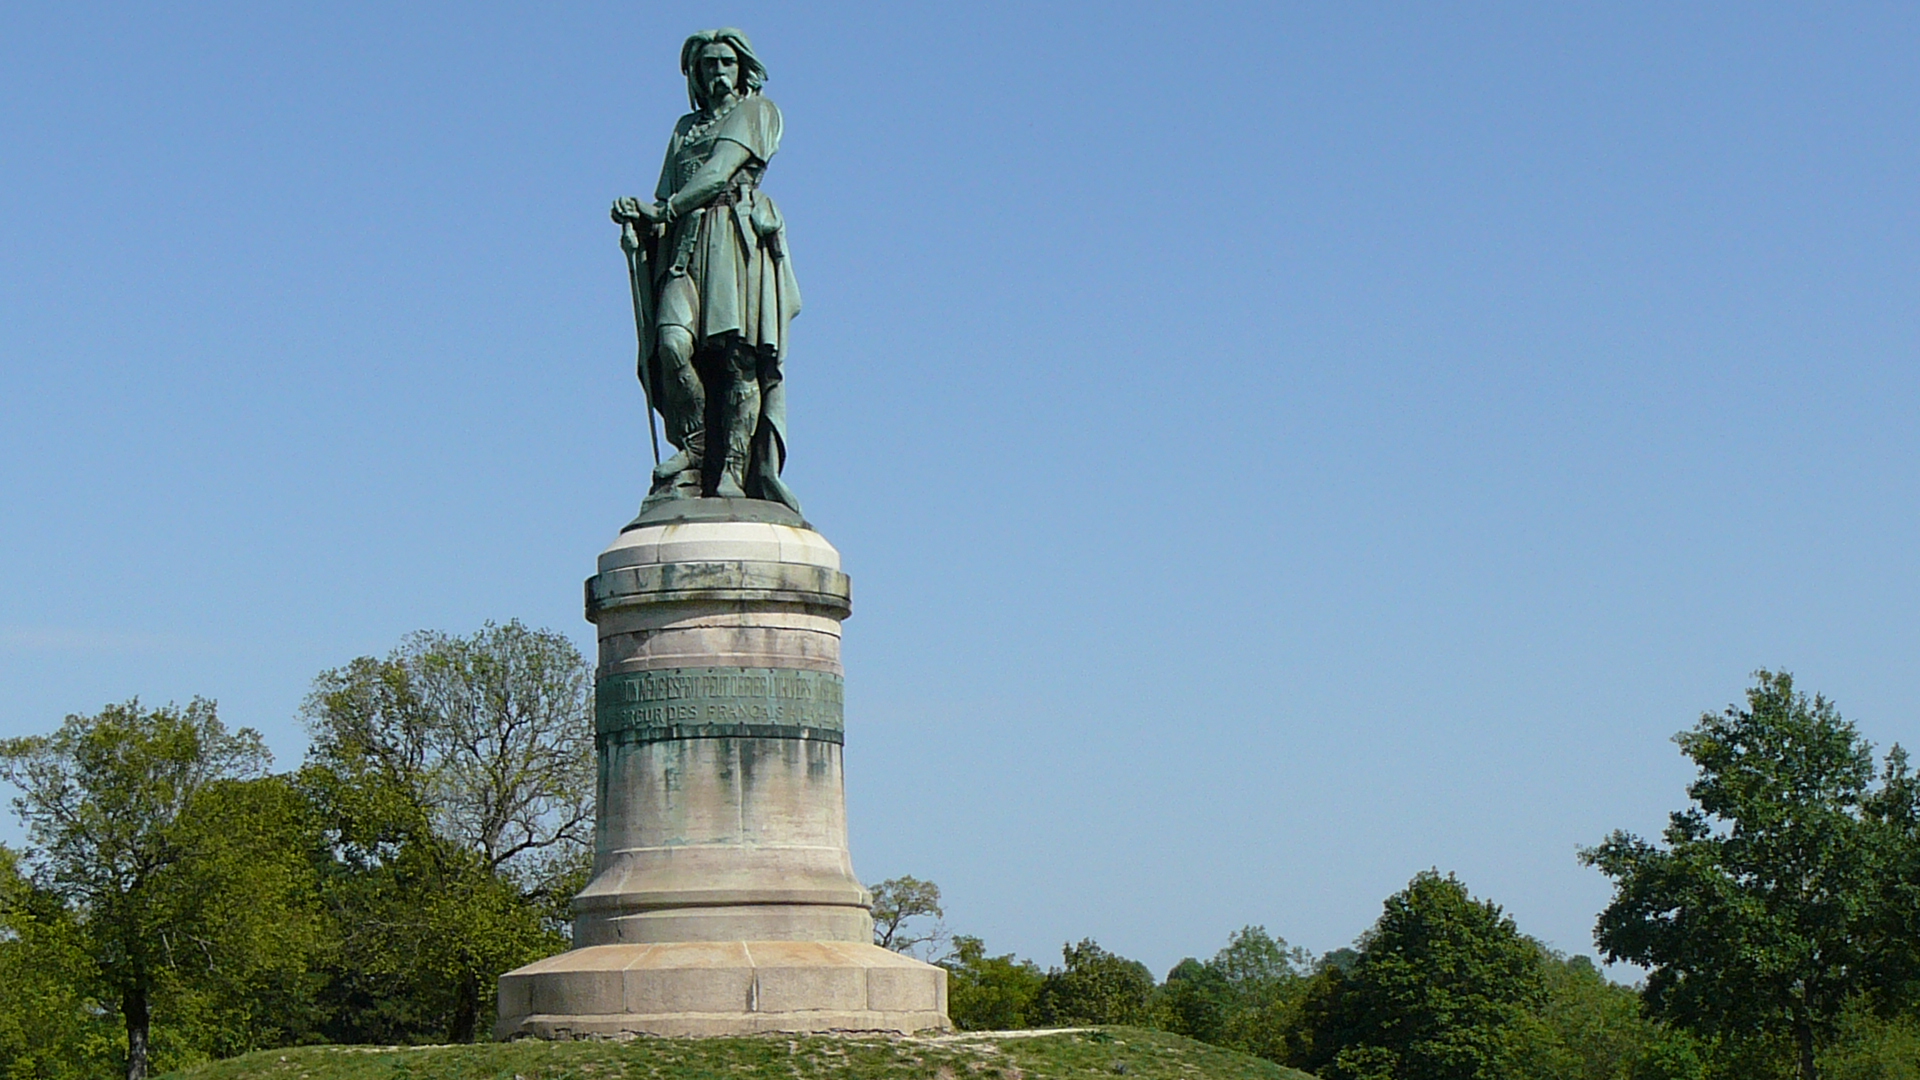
[{"xmin": 495, "ymin": 941, "xmax": 948, "ymax": 1039}]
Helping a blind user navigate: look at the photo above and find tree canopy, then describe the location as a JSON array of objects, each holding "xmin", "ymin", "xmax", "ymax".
[
  {"xmin": 1583, "ymin": 671, "xmax": 1919, "ymax": 1080},
  {"xmin": 0, "ymin": 700, "xmax": 320, "ymax": 1080},
  {"xmin": 298, "ymin": 620, "xmax": 595, "ymax": 1044},
  {"xmin": 940, "ymin": 934, "xmax": 1045, "ymax": 1031},
  {"xmin": 869, "ymin": 875, "xmax": 946, "ymax": 956},
  {"xmin": 1161, "ymin": 926, "xmax": 1313, "ymax": 1059},
  {"xmin": 1033, "ymin": 939, "xmax": 1158, "ymax": 1027},
  {"xmin": 1299, "ymin": 871, "xmax": 1547, "ymax": 1080},
  {"xmin": 301, "ymin": 620, "xmax": 594, "ymax": 892}
]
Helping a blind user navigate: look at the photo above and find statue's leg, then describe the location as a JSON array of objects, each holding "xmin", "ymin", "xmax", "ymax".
[
  {"xmin": 651, "ymin": 324, "xmax": 705, "ymax": 493},
  {"xmin": 750, "ymin": 358, "xmax": 801, "ymax": 512},
  {"xmin": 714, "ymin": 339, "xmax": 761, "ymax": 499}
]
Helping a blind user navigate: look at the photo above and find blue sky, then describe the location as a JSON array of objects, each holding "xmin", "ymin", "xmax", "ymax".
[{"xmin": 3, "ymin": 1, "xmax": 1917, "ymax": 979}]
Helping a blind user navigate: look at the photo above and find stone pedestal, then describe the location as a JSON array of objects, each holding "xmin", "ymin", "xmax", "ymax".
[{"xmin": 496, "ymin": 507, "xmax": 948, "ymax": 1038}]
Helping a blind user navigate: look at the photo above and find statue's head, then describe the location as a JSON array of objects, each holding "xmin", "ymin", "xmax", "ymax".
[{"xmin": 680, "ymin": 28, "xmax": 766, "ymax": 110}]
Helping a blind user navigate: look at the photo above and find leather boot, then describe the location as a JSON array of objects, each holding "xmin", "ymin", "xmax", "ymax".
[
  {"xmin": 651, "ymin": 427, "xmax": 705, "ymax": 492},
  {"xmin": 715, "ymin": 451, "xmax": 749, "ymax": 498},
  {"xmin": 714, "ymin": 374, "xmax": 759, "ymax": 498}
]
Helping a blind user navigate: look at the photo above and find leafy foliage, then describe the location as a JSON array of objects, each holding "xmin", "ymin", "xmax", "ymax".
[
  {"xmin": 1583, "ymin": 672, "xmax": 1917, "ymax": 1080},
  {"xmin": 1508, "ymin": 951, "xmax": 1702, "ymax": 1080},
  {"xmin": 1298, "ymin": 871, "xmax": 1547, "ymax": 1080},
  {"xmin": 1866, "ymin": 745, "xmax": 1920, "ymax": 1012},
  {"xmin": 301, "ymin": 620, "xmax": 594, "ymax": 893},
  {"xmin": 0, "ymin": 700, "xmax": 322, "ymax": 1080},
  {"xmin": 1819, "ymin": 1003, "xmax": 1920, "ymax": 1080},
  {"xmin": 868, "ymin": 875, "xmax": 945, "ymax": 956},
  {"xmin": 298, "ymin": 621, "xmax": 593, "ymax": 1044},
  {"xmin": 0, "ymin": 844, "xmax": 116, "ymax": 1080},
  {"xmin": 1160, "ymin": 926, "xmax": 1313, "ymax": 1061},
  {"xmin": 940, "ymin": 934, "xmax": 1045, "ymax": 1030},
  {"xmin": 300, "ymin": 823, "xmax": 566, "ymax": 1046},
  {"xmin": 1033, "ymin": 939, "xmax": 1159, "ymax": 1027}
]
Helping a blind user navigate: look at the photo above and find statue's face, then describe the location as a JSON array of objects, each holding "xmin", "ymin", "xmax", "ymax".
[{"xmin": 696, "ymin": 43, "xmax": 739, "ymax": 104}]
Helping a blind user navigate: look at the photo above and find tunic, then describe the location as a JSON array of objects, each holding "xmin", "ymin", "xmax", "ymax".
[{"xmin": 651, "ymin": 94, "xmax": 801, "ymax": 359}]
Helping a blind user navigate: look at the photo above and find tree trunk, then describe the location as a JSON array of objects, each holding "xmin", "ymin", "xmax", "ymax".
[
  {"xmin": 449, "ymin": 972, "xmax": 480, "ymax": 1044},
  {"xmin": 123, "ymin": 985, "xmax": 150, "ymax": 1080},
  {"xmin": 1795, "ymin": 1013, "xmax": 1819, "ymax": 1080}
]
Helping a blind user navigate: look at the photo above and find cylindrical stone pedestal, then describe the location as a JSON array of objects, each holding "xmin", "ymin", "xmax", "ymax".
[{"xmin": 496, "ymin": 508, "xmax": 949, "ymax": 1038}]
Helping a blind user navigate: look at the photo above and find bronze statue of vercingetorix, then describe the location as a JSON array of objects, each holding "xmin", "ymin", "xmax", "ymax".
[{"xmin": 612, "ymin": 28, "xmax": 803, "ymax": 514}]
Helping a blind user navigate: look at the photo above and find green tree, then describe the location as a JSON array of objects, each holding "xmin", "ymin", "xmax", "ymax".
[
  {"xmin": 0, "ymin": 700, "xmax": 320, "ymax": 1080},
  {"xmin": 1582, "ymin": 672, "xmax": 1911, "ymax": 1080},
  {"xmin": 155, "ymin": 775, "xmax": 328, "ymax": 1058},
  {"xmin": 303, "ymin": 621, "xmax": 594, "ymax": 894},
  {"xmin": 869, "ymin": 875, "xmax": 945, "ymax": 956},
  {"xmin": 1319, "ymin": 948, "xmax": 1361, "ymax": 974},
  {"xmin": 0, "ymin": 844, "xmax": 115, "ymax": 1080},
  {"xmin": 1211, "ymin": 926, "xmax": 1313, "ymax": 1059},
  {"xmin": 302, "ymin": 829, "xmax": 560, "ymax": 1045},
  {"xmin": 300, "ymin": 621, "xmax": 594, "ymax": 1043},
  {"xmin": 1509, "ymin": 951, "xmax": 1700, "ymax": 1080},
  {"xmin": 1298, "ymin": 871, "xmax": 1547, "ymax": 1080},
  {"xmin": 1032, "ymin": 938, "xmax": 1157, "ymax": 1027},
  {"xmin": 1160, "ymin": 926, "xmax": 1313, "ymax": 1060},
  {"xmin": 940, "ymin": 935, "xmax": 1045, "ymax": 1030},
  {"xmin": 1819, "ymin": 1002, "xmax": 1920, "ymax": 1080},
  {"xmin": 1865, "ymin": 745, "xmax": 1920, "ymax": 1013},
  {"xmin": 1160, "ymin": 956, "xmax": 1232, "ymax": 1044}
]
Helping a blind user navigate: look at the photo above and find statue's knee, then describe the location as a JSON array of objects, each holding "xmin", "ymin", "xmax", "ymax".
[{"xmin": 657, "ymin": 325, "xmax": 694, "ymax": 366}]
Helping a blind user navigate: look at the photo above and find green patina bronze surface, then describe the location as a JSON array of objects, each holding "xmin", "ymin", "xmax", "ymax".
[
  {"xmin": 612, "ymin": 28, "xmax": 802, "ymax": 515},
  {"xmin": 623, "ymin": 494, "xmax": 807, "ymax": 533},
  {"xmin": 596, "ymin": 666, "xmax": 844, "ymax": 744}
]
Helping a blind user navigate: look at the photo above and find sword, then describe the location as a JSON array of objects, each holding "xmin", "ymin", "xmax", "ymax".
[{"xmin": 620, "ymin": 219, "xmax": 662, "ymax": 467}]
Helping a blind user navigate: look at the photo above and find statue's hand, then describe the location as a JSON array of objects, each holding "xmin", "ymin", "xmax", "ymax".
[{"xmin": 611, "ymin": 196, "xmax": 645, "ymax": 224}]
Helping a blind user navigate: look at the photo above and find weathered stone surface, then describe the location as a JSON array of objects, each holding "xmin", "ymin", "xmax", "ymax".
[
  {"xmin": 597, "ymin": 520, "xmax": 842, "ymax": 575},
  {"xmin": 496, "ymin": 517, "xmax": 948, "ymax": 1037},
  {"xmin": 498, "ymin": 942, "xmax": 946, "ymax": 1039},
  {"xmin": 587, "ymin": 560, "xmax": 851, "ymax": 618}
]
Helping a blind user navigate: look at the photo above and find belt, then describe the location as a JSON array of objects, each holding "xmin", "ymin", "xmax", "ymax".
[{"xmin": 707, "ymin": 182, "xmax": 755, "ymax": 208}]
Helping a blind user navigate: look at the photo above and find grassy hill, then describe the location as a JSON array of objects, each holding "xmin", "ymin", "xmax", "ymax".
[{"xmin": 158, "ymin": 1027, "xmax": 1317, "ymax": 1080}]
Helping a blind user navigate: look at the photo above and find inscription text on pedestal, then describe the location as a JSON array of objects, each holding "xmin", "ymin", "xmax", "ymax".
[{"xmin": 596, "ymin": 666, "xmax": 845, "ymax": 744}]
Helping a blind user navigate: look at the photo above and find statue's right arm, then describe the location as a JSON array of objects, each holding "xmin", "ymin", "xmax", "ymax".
[
  {"xmin": 662, "ymin": 141, "xmax": 753, "ymax": 219},
  {"xmin": 613, "ymin": 197, "xmax": 661, "ymax": 224}
]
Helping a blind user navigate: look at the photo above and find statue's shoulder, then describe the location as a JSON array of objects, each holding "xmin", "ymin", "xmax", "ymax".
[
  {"xmin": 717, "ymin": 94, "xmax": 783, "ymax": 160},
  {"xmin": 729, "ymin": 94, "xmax": 781, "ymax": 127}
]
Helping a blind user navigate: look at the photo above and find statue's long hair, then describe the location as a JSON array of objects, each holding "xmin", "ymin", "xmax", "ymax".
[{"xmin": 681, "ymin": 28, "xmax": 767, "ymax": 110}]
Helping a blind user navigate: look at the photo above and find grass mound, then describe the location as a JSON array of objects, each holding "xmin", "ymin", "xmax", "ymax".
[{"xmin": 158, "ymin": 1027, "xmax": 1316, "ymax": 1080}]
